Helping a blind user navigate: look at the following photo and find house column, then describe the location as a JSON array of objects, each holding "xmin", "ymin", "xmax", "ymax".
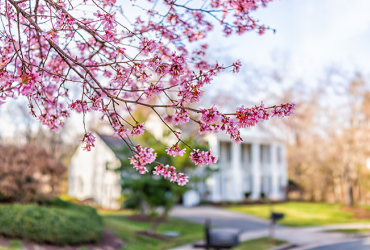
[
  {"xmin": 207, "ymin": 135, "xmax": 221, "ymax": 202},
  {"xmin": 251, "ymin": 142, "xmax": 261, "ymax": 200},
  {"xmin": 232, "ymin": 143, "xmax": 243, "ymax": 201},
  {"xmin": 281, "ymin": 145, "xmax": 288, "ymax": 199},
  {"xmin": 270, "ymin": 144, "xmax": 279, "ymax": 199}
]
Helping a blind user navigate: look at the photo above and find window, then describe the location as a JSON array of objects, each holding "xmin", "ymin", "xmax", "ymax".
[
  {"xmin": 260, "ymin": 145, "xmax": 271, "ymax": 164},
  {"xmin": 220, "ymin": 141, "xmax": 232, "ymax": 163},
  {"xmin": 277, "ymin": 147, "xmax": 282, "ymax": 164},
  {"xmin": 241, "ymin": 143, "xmax": 252, "ymax": 164}
]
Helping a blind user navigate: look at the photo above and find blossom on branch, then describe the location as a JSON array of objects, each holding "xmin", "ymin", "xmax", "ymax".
[
  {"xmin": 0, "ymin": 0, "xmax": 294, "ymax": 186},
  {"xmin": 79, "ymin": 132, "xmax": 96, "ymax": 151},
  {"xmin": 153, "ymin": 164, "xmax": 189, "ymax": 186},
  {"xmin": 130, "ymin": 145, "xmax": 157, "ymax": 174},
  {"xmin": 130, "ymin": 123, "xmax": 146, "ymax": 137},
  {"xmin": 166, "ymin": 144, "xmax": 186, "ymax": 157},
  {"xmin": 190, "ymin": 149, "xmax": 218, "ymax": 167}
]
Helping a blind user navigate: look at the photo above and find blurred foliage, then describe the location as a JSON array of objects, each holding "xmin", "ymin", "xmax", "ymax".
[
  {"xmin": 0, "ymin": 198, "xmax": 103, "ymax": 245},
  {"xmin": 0, "ymin": 145, "xmax": 65, "ymax": 203},
  {"xmin": 116, "ymin": 131, "xmax": 210, "ymax": 172},
  {"xmin": 116, "ymin": 130, "xmax": 210, "ymax": 214},
  {"xmin": 58, "ymin": 194, "xmax": 78, "ymax": 202},
  {"xmin": 122, "ymin": 176, "xmax": 186, "ymax": 217}
]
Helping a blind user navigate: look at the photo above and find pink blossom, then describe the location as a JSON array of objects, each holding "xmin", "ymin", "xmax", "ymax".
[
  {"xmin": 139, "ymin": 37, "xmax": 158, "ymax": 56},
  {"xmin": 270, "ymin": 103, "xmax": 296, "ymax": 118},
  {"xmin": 69, "ymin": 100, "xmax": 89, "ymax": 113},
  {"xmin": 199, "ymin": 106, "xmax": 221, "ymax": 125},
  {"xmin": 166, "ymin": 144, "xmax": 186, "ymax": 157},
  {"xmin": 152, "ymin": 164, "xmax": 189, "ymax": 186},
  {"xmin": 236, "ymin": 102, "xmax": 269, "ymax": 129},
  {"xmin": 79, "ymin": 132, "xmax": 96, "ymax": 151},
  {"xmin": 190, "ymin": 149, "xmax": 218, "ymax": 167},
  {"xmin": 130, "ymin": 145, "xmax": 157, "ymax": 174},
  {"xmin": 144, "ymin": 83, "xmax": 162, "ymax": 99},
  {"xmin": 113, "ymin": 123, "xmax": 130, "ymax": 138},
  {"xmin": 170, "ymin": 109, "xmax": 190, "ymax": 125},
  {"xmin": 177, "ymin": 174, "xmax": 189, "ymax": 186},
  {"xmin": 232, "ymin": 60, "xmax": 242, "ymax": 73},
  {"xmin": 130, "ymin": 123, "xmax": 145, "ymax": 137}
]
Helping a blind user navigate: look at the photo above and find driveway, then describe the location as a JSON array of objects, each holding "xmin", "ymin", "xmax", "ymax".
[
  {"xmin": 169, "ymin": 205, "xmax": 274, "ymax": 232},
  {"xmin": 309, "ymin": 237, "xmax": 370, "ymax": 250},
  {"xmin": 169, "ymin": 206, "xmax": 370, "ymax": 250}
]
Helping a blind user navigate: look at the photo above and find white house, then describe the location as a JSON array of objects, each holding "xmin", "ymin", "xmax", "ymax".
[
  {"xmin": 68, "ymin": 133, "xmax": 124, "ymax": 209},
  {"xmin": 202, "ymin": 125, "xmax": 288, "ymax": 202},
  {"xmin": 68, "ymin": 120, "xmax": 287, "ymax": 209}
]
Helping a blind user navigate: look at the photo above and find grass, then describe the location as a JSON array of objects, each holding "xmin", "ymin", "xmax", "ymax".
[
  {"xmin": 0, "ymin": 240, "xmax": 23, "ymax": 250},
  {"xmin": 101, "ymin": 212, "xmax": 204, "ymax": 250},
  {"xmin": 227, "ymin": 202, "xmax": 370, "ymax": 227},
  {"xmin": 233, "ymin": 237, "xmax": 286, "ymax": 250},
  {"xmin": 325, "ymin": 228, "xmax": 370, "ymax": 234}
]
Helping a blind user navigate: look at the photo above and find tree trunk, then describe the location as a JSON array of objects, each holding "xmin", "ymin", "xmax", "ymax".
[{"xmin": 347, "ymin": 185, "xmax": 354, "ymax": 207}]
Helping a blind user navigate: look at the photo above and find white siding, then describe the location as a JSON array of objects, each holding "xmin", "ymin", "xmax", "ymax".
[{"xmin": 68, "ymin": 135, "xmax": 122, "ymax": 209}]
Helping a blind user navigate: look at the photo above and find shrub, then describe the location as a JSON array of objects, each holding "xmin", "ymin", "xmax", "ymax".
[{"xmin": 0, "ymin": 199, "xmax": 103, "ymax": 245}]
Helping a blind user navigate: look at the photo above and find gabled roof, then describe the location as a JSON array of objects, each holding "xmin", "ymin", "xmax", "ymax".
[{"xmin": 96, "ymin": 133, "xmax": 129, "ymax": 160}]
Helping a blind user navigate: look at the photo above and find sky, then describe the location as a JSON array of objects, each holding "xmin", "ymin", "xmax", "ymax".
[
  {"xmin": 1, "ymin": 0, "xmax": 370, "ymax": 138},
  {"xmin": 205, "ymin": 0, "xmax": 370, "ymax": 100}
]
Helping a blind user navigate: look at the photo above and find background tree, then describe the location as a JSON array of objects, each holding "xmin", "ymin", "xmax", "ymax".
[
  {"xmin": 284, "ymin": 73, "xmax": 370, "ymax": 206},
  {"xmin": 0, "ymin": 145, "xmax": 66, "ymax": 203}
]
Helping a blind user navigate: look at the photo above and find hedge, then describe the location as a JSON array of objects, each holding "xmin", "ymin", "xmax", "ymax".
[{"xmin": 0, "ymin": 198, "xmax": 103, "ymax": 245}]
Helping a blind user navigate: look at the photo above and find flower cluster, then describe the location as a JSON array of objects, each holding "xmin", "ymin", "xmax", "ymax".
[
  {"xmin": 144, "ymin": 83, "xmax": 162, "ymax": 99},
  {"xmin": 69, "ymin": 100, "xmax": 89, "ymax": 113},
  {"xmin": 130, "ymin": 123, "xmax": 145, "ymax": 137},
  {"xmin": 166, "ymin": 144, "xmax": 186, "ymax": 157},
  {"xmin": 56, "ymin": 11, "xmax": 75, "ymax": 30},
  {"xmin": 232, "ymin": 60, "xmax": 242, "ymax": 73},
  {"xmin": 236, "ymin": 102, "xmax": 270, "ymax": 129},
  {"xmin": 270, "ymin": 103, "xmax": 296, "ymax": 117},
  {"xmin": 153, "ymin": 164, "xmax": 189, "ymax": 186},
  {"xmin": 236, "ymin": 102, "xmax": 295, "ymax": 129},
  {"xmin": 93, "ymin": 11, "xmax": 116, "ymax": 30},
  {"xmin": 130, "ymin": 145, "xmax": 157, "ymax": 174},
  {"xmin": 140, "ymin": 38, "xmax": 158, "ymax": 56},
  {"xmin": 200, "ymin": 106, "xmax": 221, "ymax": 125},
  {"xmin": 190, "ymin": 149, "xmax": 218, "ymax": 167},
  {"xmin": 164, "ymin": 109, "xmax": 190, "ymax": 125},
  {"xmin": 113, "ymin": 123, "xmax": 130, "ymax": 138},
  {"xmin": 79, "ymin": 132, "xmax": 96, "ymax": 151}
]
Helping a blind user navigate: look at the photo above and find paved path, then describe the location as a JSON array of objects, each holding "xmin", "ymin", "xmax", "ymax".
[
  {"xmin": 169, "ymin": 205, "xmax": 274, "ymax": 232},
  {"xmin": 169, "ymin": 206, "xmax": 370, "ymax": 250},
  {"xmin": 309, "ymin": 237, "xmax": 370, "ymax": 250}
]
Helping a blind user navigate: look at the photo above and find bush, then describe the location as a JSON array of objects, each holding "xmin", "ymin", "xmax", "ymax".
[{"xmin": 0, "ymin": 199, "xmax": 103, "ymax": 245}]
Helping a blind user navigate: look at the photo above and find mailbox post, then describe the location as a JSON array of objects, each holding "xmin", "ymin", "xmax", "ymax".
[{"xmin": 269, "ymin": 212, "xmax": 284, "ymax": 243}]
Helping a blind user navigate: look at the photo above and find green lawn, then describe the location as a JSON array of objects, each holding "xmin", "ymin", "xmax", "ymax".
[
  {"xmin": 102, "ymin": 212, "xmax": 204, "ymax": 250},
  {"xmin": 233, "ymin": 237, "xmax": 286, "ymax": 250},
  {"xmin": 227, "ymin": 202, "xmax": 370, "ymax": 227}
]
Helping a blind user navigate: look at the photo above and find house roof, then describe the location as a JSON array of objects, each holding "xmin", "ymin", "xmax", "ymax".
[{"xmin": 96, "ymin": 133, "xmax": 129, "ymax": 160}]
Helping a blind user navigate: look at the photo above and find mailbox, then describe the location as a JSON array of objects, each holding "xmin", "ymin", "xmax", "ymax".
[
  {"xmin": 270, "ymin": 212, "xmax": 284, "ymax": 224},
  {"xmin": 209, "ymin": 229, "xmax": 239, "ymax": 246},
  {"xmin": 193, "ymin": 219, "xmax": 240, "ymax": 250}
]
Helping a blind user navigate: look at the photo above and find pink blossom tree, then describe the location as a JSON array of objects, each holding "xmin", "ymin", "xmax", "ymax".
[{"xmin": 0, "ymin": 0, "xmax": 294, "ymax": 185}]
